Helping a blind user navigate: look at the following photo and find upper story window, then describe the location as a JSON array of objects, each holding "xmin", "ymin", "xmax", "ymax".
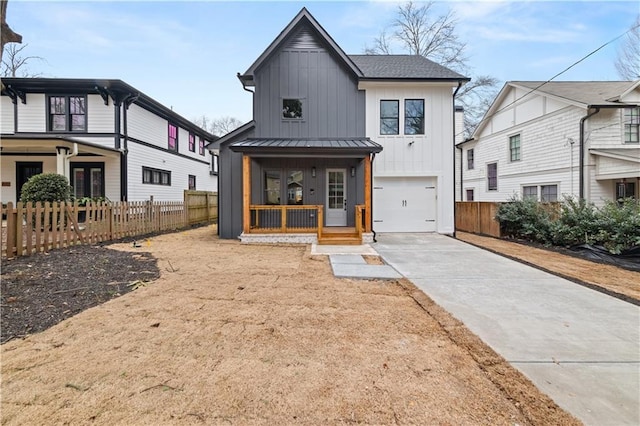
[
  {"xmin": 509, "ymin": 134, "xmax": 521, "ymax": 161},
  {"xmin": 282, "ymin": 99, "xmax": 302, "ymax": 119},
  {"xmin": 199, "ymin": 137, "xmax": 205, "ymax": 156},
  {"xmin": 168, "ymin": 124, "xmax": 178, "ymax": 151},
  {"xmin": 467, "ymin": 148, "xmax": 474, "ymax": 170},
  {"xmin": 188, "ymin": 133, "xmax": 196, "ymax": 152},
  {"xmin": 624, "ymin": 107, "xmax": 639, "ymax": 143},
  {"xmin": 380, "ymin": 100, "xmax": 399, "ymax": 135},
  {"xmin": 211, "ymin": 154, "xmax": 219, "ymax": 175},
  {"xmin": 487, "ymin": 162, "xmax": 498, "ymax": 191},
  {"xmin": 49, "ymin": 96, "xmax": 86, "ymax": 132},
  {"xmin": 404, "ymin": 99, "xmax": 424, "ymax": 135}
]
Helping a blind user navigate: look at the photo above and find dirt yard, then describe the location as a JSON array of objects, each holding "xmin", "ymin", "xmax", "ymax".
[{"xmin": 1, "ymin": 225, "xmax": 580, "ymax": 425}]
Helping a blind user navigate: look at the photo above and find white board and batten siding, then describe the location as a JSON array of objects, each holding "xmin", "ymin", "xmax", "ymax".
[
  {"xmin": 361, "ymin": 82, "xmax": 456, "ymax": 234},
  {"xmin": 1, "ymin": 96, "xmax": 15, "ymax": 133}
]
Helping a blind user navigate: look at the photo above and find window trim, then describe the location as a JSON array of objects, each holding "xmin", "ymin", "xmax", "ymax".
[
  {"xmin": 282, "ymin": 98, "xmax": 303, "ymax": 120},
  {"xmin": 188, "ymin": 174, "xmax": 196, "ymax": 191},
  {"xmin": 47, "ymin": 95, "xmax": 87, "ymax": 132},
  {"xmin": 168, "ymin": 123, "xmax": 178, "ymax": 152},
  {"xmin": 465, "ymin": 188, "xmax": 474, "ymax": 201},
  {"xmin": 467, "ymin": 148, "xmax": 474, "ymax": 170},
  {"xmin": 188, "ymin": 133, "xmax": 196, "ymax": 152},
  {"xmin": 380, "ymin": 99, "xmax": 399, "ymax": 135},
  {"xmin": 540, "ymin": 184, "xmax": 558, "ymax": 202},
  {"xmin": 404, "ymin": 98, "xmax": 425, "ymax": 135},
  {"xmin": 210, "ymin": 154, "xmax": 219, "ymax": 175},
  {"xmin": 623, "ymin": 107, "xmax": 639, "ymax": 144},
  {"xmin": 199, "ymin": 137, "xmax": 205, "ymax": 156},
  {"xmin": 487, "ymin": 162, "xmax": 498, "ymax": 191},
  {"xmin": 142, "ymin": 166, "xmax": 171, "ymax": 186},
  {"xmin": 509, "ymin": 133, "xmax": 521, "ymax": 162}
]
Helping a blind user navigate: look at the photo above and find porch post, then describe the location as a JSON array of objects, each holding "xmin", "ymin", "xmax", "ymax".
[
  {"xmin": 55, "ymin": 146, "xmax": 70, "ymax": 178},
  {"xmin": 242, "ymin": 155, "xmax": 250, "ymax": 234},
  {"xmin": 364, "ymin": 154, "xmax": 372, "ymax": 233}
]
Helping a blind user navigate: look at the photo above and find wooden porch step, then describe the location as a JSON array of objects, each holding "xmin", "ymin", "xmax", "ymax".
[{"xmin": 318, "ymin": 227, "xmax": 362, "ymax": 245}]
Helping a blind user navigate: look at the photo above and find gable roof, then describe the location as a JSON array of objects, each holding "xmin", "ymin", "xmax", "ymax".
[
  {"xmin": 510, "ymin": 81, "xmax": 640, "ymax": 107},
  {"xmin": 206, "ymin": 121, "xmax": 256, "ymax": 150},
  {"xmin": 472, "ymin": 80, "xmax": 640, "ymax": 138},
  {"xmin": 239, "ymin": 8, "xmax": 362, "ymax": 86},
  {"xmin": 349, "ymin": 54, "xmax": 469, "ymax": 81}
]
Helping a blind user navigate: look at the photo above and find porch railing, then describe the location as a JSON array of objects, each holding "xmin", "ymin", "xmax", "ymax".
[{"xmin": 249, "ymin": 205, "xmax": 323, "ymax": 233}]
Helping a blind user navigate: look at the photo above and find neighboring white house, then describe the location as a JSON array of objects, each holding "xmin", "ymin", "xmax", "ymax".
[
  {"xmin": 458, "ymin": 81, "xmax": 640, "ymax": 205},
  {"xmin": 1, "ymin": 78, "xmax": 218, "ymax": 204}
]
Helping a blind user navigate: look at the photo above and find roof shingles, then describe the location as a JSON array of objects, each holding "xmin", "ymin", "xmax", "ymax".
[{"xmin": 349, "ymin": 54, "xmax": 468, "ymax": 80}]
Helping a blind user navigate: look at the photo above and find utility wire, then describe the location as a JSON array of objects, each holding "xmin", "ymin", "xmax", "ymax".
[{"xmin": 459, "ymin": 23, "xmax": 640, "ymax": 140}]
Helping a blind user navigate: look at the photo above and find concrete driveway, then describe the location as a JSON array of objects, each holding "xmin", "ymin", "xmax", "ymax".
[{"xmin": 373, "ymin": 233, "xmax": 640, "ymax": 426}]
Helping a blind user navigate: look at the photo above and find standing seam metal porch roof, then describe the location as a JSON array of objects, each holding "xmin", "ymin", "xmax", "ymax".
[{"xmin": 229, "ymin": 138, "xmax": 382, "ymax": 155}]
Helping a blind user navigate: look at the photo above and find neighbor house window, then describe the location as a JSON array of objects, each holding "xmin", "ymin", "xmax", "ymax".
[
  {"xmin": 188, "ymin": 133, "xmax": 196, "ymax": 152},
  {"xmin": 487, "ymin": 162, "xmax": 497, "ymax": 191},
  {"xmin": 523, "ymin": 186, "xmax": 538, "ymax": 200},
  {"xmin": 142, "ymin": 166, "xmax": 171, "ymax": 186},
  {"xmin": 188, "ymin": 174, "xmax": 196, "ymax": 190},
  {"xmin": 509, "ymin": 134, "xmax": 521, "ymax": 161},
  {"xmin": 264, "ymin": 170, "xmax": 281, "ymax": 205},
  {"xmin": 48, "ymin": 95, "xmax": 86, "ymax": 132},
  {"xmin": 168, "ymin": 124, "xmax": 178, "ymax": 151},
  {"xmin": 380, "ymin": 100, "xmax": 399, "ymax": 135},
  {"xmin": 624, "ymin": 107, "xmax": 639, "ymax": 143},
  {"xmin": 467, "ymin": 149, "xmax": 474, "ymax": 170},
  {"xmin": 211, "ymin": 154, "xmax": 219, "ymax": 175},
  {"xmin": 199, "ymin": 137, "xmax": 205, "ymax": 156},
  {"xmin": 282, "ymin": 99, "xmax": 302, "ymax": 119},
  {"xmin": 616, "ymin": 181, "xmax": 636, "ymax": 200},
  {"xmin": 466, "ymin": 189, "xmax": 474, "ymax": 201},
  {"xmin": 541, "ymin": 185, "xmax": 558, "ymax": 202},
  {"xmin": 404, "ymin": 99, "xmax": 425, "ymax": 135}
]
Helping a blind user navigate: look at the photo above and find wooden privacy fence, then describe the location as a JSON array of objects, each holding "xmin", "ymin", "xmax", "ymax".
[
  {"xmin": 2, "ymin": 193, "xmax": 217, "ymax": 259},
  {"xmin": 456, "ymin": 201, "xmax": 502, "ymax": 237},
  {"xmin": 184, "ymin": 190, "xmax": 218, "ymax": 225}
]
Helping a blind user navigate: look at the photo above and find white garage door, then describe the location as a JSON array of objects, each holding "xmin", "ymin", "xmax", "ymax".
[{"xmin": 373, "ymin": 177, "xmax": 437, "ymax": 232}]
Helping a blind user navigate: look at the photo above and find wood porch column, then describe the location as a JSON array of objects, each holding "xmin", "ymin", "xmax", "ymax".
[
  {"xmin": 242, "ymin": 155, "xmax": 250, "ymax": 234},
  {"xmin": 364, "ymin": 154, "xmax": 372, "ymax": 233}
]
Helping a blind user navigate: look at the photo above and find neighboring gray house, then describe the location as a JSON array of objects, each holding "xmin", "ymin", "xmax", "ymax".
[
  {"xmin": 210, "ymin": 8, "xmax": 468, "ymax": 243},
  {"xmin": 458, "ymin": 81, "xmax": 640, "ymax": 205}
]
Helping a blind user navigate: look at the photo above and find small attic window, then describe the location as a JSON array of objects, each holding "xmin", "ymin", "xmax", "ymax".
[{"xmin": 283, "ymin": 99, "xmax": 303, "ymax": 119}]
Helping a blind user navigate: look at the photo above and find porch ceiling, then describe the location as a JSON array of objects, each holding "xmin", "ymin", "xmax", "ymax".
[{"xmin": 229, "ymin": 138, "xmax": 382, "ymax": 157}]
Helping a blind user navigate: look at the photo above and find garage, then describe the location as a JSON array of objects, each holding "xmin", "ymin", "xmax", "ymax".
[{"xmin": 373, "ymin": 177, "xmax": 437, "ymax": 232}]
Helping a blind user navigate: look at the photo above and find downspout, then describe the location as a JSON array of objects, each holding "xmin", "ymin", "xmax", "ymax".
[
  {"xmin": 579, "ymin": 107, "xmax": 600, "ymax": 200},
  {"xmin": 370, "ymin": 152, "xmax": 377, "ymax": 243},
  {"xmin": 456, "ymin": 144, "xmax": 463, "ymax": 200},
  {"xmin": 452, "ymin": 81, "xmax": 463, "ymax": 238}
]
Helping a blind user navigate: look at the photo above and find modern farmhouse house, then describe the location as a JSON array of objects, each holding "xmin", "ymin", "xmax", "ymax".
[
  {"xmin": 458, "ymin": 80, "xmax": 640, "ymax": 205},
  {"xmin": 210, "ymin": 8, "xmax": 468, "ymax": 243},
  {"xmin": 1, "ymin": 78, "xmax": 218, "ymax": 204}
]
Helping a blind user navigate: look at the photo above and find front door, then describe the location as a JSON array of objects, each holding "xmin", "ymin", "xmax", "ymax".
[
  {"xmin": 16, "ymin": 162, "xmax": 43, "ymax": 201},
  {"xmin": 326, "ymin": 169, "xmax": 347, "ymax": 226}
]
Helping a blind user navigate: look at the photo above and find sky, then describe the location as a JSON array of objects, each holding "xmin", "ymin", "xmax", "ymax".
[{"xmin": 4, "ymin": 0, "xmax": 638, "ymax": 126}]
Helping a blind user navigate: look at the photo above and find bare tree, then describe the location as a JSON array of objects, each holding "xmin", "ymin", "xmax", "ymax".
[
  {"xmin": 615, "ymin": 15, "xmax": 640, "ymax": 80},
  {"xmin": 365, "ymin": 1, "xmax": 498, "ymax": 137},
  {"xmin": 192, "ymin": 115, "xmax": 243, "ymax": 137},
  {"xmin": 1, "ymin": 0, "xmax": 22, "ymax": 65},
  {"xmin": 1, "ymin": 43, "xmax": 45, "ymax": 77}
]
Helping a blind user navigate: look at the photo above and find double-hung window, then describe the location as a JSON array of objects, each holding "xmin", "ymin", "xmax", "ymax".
[
  {"xmin": 487, "ymin": 162, "xmax": 498, "ymax": 191},
  {"xmin": 509, "ymin": 134, "xmax": 521, "ymax": 161},
  {"xmin": 188, "ymin": 133, "xmax": 196, "ymax": 152},
  {"xmin": 467, "ymin": 149, "xmax": 474, "ymax": 170},
  {"xmin": 48, "ymin": 96, "xmax": 86, "ymax": 132},
  {"xmin": 404, "ymin": 99, "xmax": 424, "ymax": 135},
  {"xmin": 624, "ymin": 107, "xmax": 639, "ymax": 143},
  {"xmin": 380, "ymin": 100, "xmax": 399, "ymax": 135},
  {"xmin": 168, "ymin": 124, "xmax": 178, "ymax": 152},
  {"xmin": 199, "ymin": 137, "xmax": 205, "ymax": 156},
  {"xmin": 188, "ymin": 175, "xmax": 196, "ymax": 190}
]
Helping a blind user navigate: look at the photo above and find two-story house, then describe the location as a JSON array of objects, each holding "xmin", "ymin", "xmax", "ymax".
[
  {"xmin": 458, "ymin": 81, "xmax": 640, "ymax": 205},
  {"xmin": 210, "ymin": 8, "xmax": 468, "ymax": 243},
  {"xmin": 1, "ymin": 78, "xmax": 217, "ymax": 204}
]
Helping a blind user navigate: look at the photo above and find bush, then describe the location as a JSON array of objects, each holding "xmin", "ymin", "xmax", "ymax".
[
  {"xmin": 495, "ymin": 195, "xmax": 640, "ymax": 254},
  {"xmin": 20, "ymin": 173, "xmax": 71, "ymax": 203}
]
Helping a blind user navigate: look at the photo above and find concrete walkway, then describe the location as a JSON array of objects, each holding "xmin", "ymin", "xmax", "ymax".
[{"xmin": 373, "ymin": 233, "xmax": 640, "ymax": 426}]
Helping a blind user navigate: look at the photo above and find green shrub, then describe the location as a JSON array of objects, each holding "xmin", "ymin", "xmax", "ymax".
[
  {"xmin": 20, "ymin": 173, "xmax": 71, "ymax": 203},
  {"xmin": 495, "ymin": 196, "xmax": 552, "ymax": 242},
  {"xmin": 592, "ymin": 198, "xmax": 640, "ymax": 254},
  {"xmin": 549, "ymin": 197, "xmax": 600, "ymax": 247}
]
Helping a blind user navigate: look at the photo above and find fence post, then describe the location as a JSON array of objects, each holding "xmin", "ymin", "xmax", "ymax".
[{"xmin": 5, "ymin": 202, "xmax": 16, "ymax": 259}]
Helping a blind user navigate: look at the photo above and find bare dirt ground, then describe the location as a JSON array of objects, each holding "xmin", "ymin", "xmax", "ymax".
[
  {"xmin": 456, "ymin": 232, "xmax": 640, "ymax": 303},
  {"xmin": 1, "ymin": 225, "xmax": 580, "ymax": 425}
]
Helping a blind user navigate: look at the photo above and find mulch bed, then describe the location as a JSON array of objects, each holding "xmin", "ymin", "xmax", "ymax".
[{"xmin": 1, "ymin": 245, "xmax": 160, "ymax": 344}]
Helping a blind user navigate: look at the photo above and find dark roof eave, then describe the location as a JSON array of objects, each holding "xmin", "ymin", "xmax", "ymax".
[
  {"xmin": 229, "ymin": 147, "xmax": 382, "ymax": 156},
  {"xmin": 359, "ymin": 77, "xmax": 471, "ymax": 83}
]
